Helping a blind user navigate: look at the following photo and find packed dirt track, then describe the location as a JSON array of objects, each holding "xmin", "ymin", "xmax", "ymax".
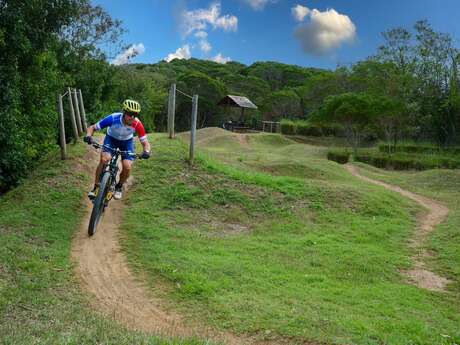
[
  {"xmin": 71, "ymin": 149, "xmax": 309, "ymax": 345},
  {"xmin": 345, "ymin": 164, "xmax": 451, "ymax": 292}
]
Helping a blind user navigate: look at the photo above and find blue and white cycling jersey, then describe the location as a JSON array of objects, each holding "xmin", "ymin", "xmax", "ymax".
[{"xmin": 94, "ymin": 113, "xmax": 146, "ymax": 142}]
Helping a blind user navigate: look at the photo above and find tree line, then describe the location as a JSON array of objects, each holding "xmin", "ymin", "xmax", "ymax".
[{"xmin": 1, "ymin": 1, "xmax": 459, "ymax": 192}]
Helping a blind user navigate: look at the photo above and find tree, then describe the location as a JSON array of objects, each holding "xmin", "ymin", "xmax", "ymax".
[
  {"xmin": 376, "ymin": 20, "xmax": 460, "ymax": 145},
  {"xmin": 296, "ymin": 69, "xmax": 349, "ymax": 118},
  {"xmin": 58, "ymin": 2, "xmax": 125, "ymax": 59},
  {"xmin": 0, "ymin": 0, "xmax": 125, "ymax": 192},
  {"xmin": 371, "ymin": 96, "xmax": 407, "ymax": 151},
  {"xmin": 317, "ymin": 93, "xmax": 376, "ymax": 154},
  {"xmin": 261, "ymin": 89, "xmax": 302, "ymax": 121},
  {"xmin": 176, "ymin": 72, "xmax": 227, "ymax": 130}
]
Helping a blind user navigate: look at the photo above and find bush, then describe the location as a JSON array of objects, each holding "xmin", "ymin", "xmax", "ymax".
[
  {"xmin": 327, "ymin": 150, "xmax": 350, "ymax": 164},
  {"xmin": 296, "ymin": 121, "xmax": 323, "ymax": 136},
  {"xmin": 378, "ymin": 143, "xmax": 460, "ymax": 155},
  {"xmin": 321, "ymin": 123, "xmax": 345, "ymax": 137},
  {"xmin": 280, "ymin": 119, "xmax": 296, "ymax": 135},
  {"xmin": 355, "ymin": 150, "xmax": 460, "ymax": 170},
  {"xmin": 280, "ymin": 119, "xmax": 345, "ymax": 137}
]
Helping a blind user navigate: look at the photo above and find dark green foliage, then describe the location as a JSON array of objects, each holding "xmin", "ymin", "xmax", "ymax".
[
  {"xmin": 0, "ymin": 1, "xmax": 124, "ymax": 192},
  {"xmin": 327, "ymin": 150, "xmax": 350, "ymax": 164},
  {"xmin": 176, "ymin": 71, "xmax": 227, "ymax": 130},
  {"xmin": 242, "ymin": 61, "xmax": 323, "ymax": 91},
  {"xmin": 378, "ymin": 143, "xmax": 460, "ymax": 154},
  {"xmin": 280, "ymin": 119, "xmax": 296, "ymax": 135},
  {"xmin": 262, "ymin": 89, "xmax": 302, "ymax": 120},
  {"xmin": 280, "ymin": 119, "xmax": 345, "ymax": 137},
  {"xmin": 316, "ymin": 92, "xmax": 378, "ymax": 153},
  {"xmin": 355, "ymin": 150, "xmax": 460, "ymax": 170}
]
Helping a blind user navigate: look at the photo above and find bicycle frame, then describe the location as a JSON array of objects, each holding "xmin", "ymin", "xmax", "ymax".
[
  {"xmin": 87, "ymin": 142, "xmax": 139, "ymax": 236},
  {"xmin": 95, "ymin": 144, "xmax": 137, "ymax": 202}
]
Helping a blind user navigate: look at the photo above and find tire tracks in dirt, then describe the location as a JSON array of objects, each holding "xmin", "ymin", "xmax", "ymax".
[
  {"xmin": 345, "ymin": 164, "xmax": 451, "ymax": 292},
  {"xmin": 71, "ymin": 147, "xmax": 316, "ymax": 345}
]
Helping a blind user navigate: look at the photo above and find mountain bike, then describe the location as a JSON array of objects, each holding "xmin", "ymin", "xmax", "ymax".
[{"xmin": 87, "ymin": 142, "xmax": 141, "ymax": 236}]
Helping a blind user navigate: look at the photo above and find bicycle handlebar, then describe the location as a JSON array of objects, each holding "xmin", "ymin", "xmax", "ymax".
[{"xmin": 90, "ymin": 141, "xmax": 142, "ymax": 159}]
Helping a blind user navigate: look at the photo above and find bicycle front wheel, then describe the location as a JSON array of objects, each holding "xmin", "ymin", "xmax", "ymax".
[{"xmin": 88, "ymin": 172, "xmax": 111, "ymax": 236}]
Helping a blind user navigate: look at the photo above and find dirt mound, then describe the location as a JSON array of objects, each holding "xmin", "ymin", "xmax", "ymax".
[
  {"xmin": 70, "ymin": 146, "xmax": 301, "ymax": 345},
  {"xmin": 179, "ymin": 127, "xmax": 251, "ymax": 149},
  {"xmin": 178, "ymin": 127, "xmax": 228, "ymax": 143}
]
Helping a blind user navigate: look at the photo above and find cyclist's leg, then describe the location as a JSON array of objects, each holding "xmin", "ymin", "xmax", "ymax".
[
  {"xmin": 95, "ymin": 152, "xmax": 111, "ymax": 184},
  {"xmin": 95, "ymin": 135, "xmax": 113, "ymax": 185},
  {"xmin": 119, "ymin": 159, "xmax": 133, "ymax": 185},
  {"xmin": 114, "ymin": 139, "xmax": 134, "ymax": 200},
  {"xmin": 118, "ymin": 138, "xmax": 135, "ymax": 185}
]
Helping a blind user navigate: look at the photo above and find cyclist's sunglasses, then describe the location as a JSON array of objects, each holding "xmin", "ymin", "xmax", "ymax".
[{"xmin": 125, "ymin": 112, "xmax": 137, "ymax": 118}]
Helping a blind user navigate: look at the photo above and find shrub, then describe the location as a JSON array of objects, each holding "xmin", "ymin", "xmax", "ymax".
[
  {"xmin": 378, "ymin": 143, "xmax": 460, "ymax": 155},
  {"xmin": 327, "ymin": 150, "xmax": 350, "ymax": 164},
  {"xmin": 280, "ymin": 119, "xmax": 296, "ymax": 135},
  {"xmin": 355, "ymin": 150, "xmax": 460, "ymax": 170},
  {"xmin": 296, "ymin": 121, "xmax": 323, "ymax": 136}
]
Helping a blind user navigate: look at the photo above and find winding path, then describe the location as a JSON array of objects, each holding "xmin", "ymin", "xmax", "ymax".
[
  {"xmin": 70, "ymin": 149, "xmax": 450, "ymax": 345},
  {"xmin": 70, "ymin": 150, "xmax": 299, "ymax": 345},
  {"xmin": 345, "ymin": 164, "xmax": 450, "ymax": 292}
]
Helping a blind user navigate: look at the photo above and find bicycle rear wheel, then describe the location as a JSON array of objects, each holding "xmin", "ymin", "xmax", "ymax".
[{"xmin": 88, "ymin": 172, "xmax": 111, "ymax": 236}]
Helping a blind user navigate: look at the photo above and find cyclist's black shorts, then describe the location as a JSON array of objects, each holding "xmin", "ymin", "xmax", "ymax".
[{"xmin": 102, "ymin": 135, "xmax": 135, "ymax": 161}]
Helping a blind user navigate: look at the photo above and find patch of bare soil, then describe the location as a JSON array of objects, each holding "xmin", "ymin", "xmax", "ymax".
[
  {"xmin": 178, "ymin": 127, "xmax": 251, "ymax": 150},
  {"xmin": 345, "ymin": 164, "xmax": 450, "ymax": 292},
  {"xmin": 71, "ymin": 146, "xmax": 319, "ymax": 345},
  {"xmin": 234, "ymin": 133, "xmax": 250, "ymax": 149}
]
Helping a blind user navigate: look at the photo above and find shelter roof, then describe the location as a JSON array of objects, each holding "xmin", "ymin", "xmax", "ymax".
[{"xmin": 217, "ymin": 95, "xmax": 258, "ymax": 109}]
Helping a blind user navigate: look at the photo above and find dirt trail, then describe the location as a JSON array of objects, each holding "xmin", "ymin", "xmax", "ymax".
[
  {"xmin": 71, "ymin": 149, "xmax": 292, "ymax": 345},
  {"xmin": 345, "ymin": 164, "xmax": 450, "ymax": 292}
]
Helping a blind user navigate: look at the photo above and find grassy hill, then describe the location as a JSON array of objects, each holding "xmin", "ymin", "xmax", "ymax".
[
  {"xmin": 0, "ymin": 143, "xmax": 211, "ymax": 345},
  {"xmin": 1, "ymin": 129, "xmax": 459, "ymax": 345},
  {"xmin": 122, "ymin": 129, "xmax": 460, "ymax": 345}
]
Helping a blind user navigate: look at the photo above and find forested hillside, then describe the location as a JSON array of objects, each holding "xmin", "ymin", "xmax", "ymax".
[{"xmin": 1, "ymin": 1, "xmax": 459, "ymax": 192}]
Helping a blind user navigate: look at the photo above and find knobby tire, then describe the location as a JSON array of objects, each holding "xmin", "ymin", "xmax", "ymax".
[{"xmin": 88, "ymin": 171, "xmax": 111, "ymax": 236}]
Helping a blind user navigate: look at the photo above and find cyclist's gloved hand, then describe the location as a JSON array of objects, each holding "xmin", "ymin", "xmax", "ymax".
[
  {"xmin": 140, "ymin": 151, "xmax": 151, "ymax": 159},
  {"xmin": 83, "ymin": 135, "xmax": 93, "ymax": 145}
]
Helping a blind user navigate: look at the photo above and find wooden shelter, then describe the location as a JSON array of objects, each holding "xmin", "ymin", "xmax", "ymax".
[
  {"xmin": 218, "ymin": 95, "xmax": 258, "ymax": 131},
  {"xmin": 218, "ymin": 95, "xmax": 258, "ymax": 110}
]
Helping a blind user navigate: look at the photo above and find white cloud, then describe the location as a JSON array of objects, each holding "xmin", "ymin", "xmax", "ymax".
[
  {"xmin": 291, "ymin": 4, "xmax": 309, "ymax": 22},
  {"xmin": 180, "ymin": 2, "xmax": 237, "ymax": 38},
  {"xmin": 111, "ymin": 43, "xmax": 145, "ymax": 65},
  {"xmin": 199, "ymin": 39, "xmax": 212, "ymax": 53},
  {"xmin": 211, "ymin": 53, "xmax": 231, "ymax": 64},
  {"xmin": 294, "ymin": 7, "xmax": 356, "ymax": 56},
  {"xmin": 164, "ymin": 45, "xmax": 191, "ymax": 62},
  {"xmin": 194, "ymin": 31, "xmax": 208, "ymax": 39},
  {"xmin": 243, "ymin": 0, "xmax": 277, "ymax": 10}
]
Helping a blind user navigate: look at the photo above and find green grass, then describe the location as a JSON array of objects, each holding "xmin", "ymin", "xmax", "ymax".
[
  {"xmin": 0, "ymin": 142, "xmax": 213, "ymax": 345},
  {"xmin": 352, "ymin": 163, "xmax": 460, "ymax": 288},
  {"xmin": 122, "ymin": 132, "xmax": 460, "ymax": 345}
]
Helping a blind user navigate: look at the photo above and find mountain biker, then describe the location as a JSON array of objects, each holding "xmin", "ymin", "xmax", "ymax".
[{"xmin": 83, "ymin": 99, "xmax": 151, "ymax": 200}]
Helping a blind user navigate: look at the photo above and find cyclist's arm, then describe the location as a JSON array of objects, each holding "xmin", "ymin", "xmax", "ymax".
[
  {"xmin": 140, "ymin": 138, "xmax": 151, "ymax": 153},
  {"xmin": 134, "ymin": 120, "xmax": 150, "ymax": 153},
  {"xmin": 86, "ymin": 124, "xmax": 96, "ymax": 137},
  {"xmin": 85, "ymin": 115, "xmax": 114, "ymax": 142}
]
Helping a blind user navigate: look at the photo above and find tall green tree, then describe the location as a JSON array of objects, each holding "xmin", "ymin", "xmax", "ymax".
[
  {"xmin": 176, "ymin": 72, "xmax": 227, "ymax": 130},
  {"xmin": 0, "ymin": 0, "xmax": 124, "ymax": 192},
  {"xmin": 261, "ymin": 89, "xmax": 302, "ymax": 121},
  {"xmin": 317, "ymin": 93, "xmax": 376, "ymax": 154}
]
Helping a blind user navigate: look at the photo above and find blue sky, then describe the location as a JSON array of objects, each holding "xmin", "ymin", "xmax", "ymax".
[{"xmin": 92, "ymin": 0, "xmax": 460, "ymax": 70}]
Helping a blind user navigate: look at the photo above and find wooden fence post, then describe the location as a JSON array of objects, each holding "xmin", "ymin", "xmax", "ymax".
[
  {"xmin": 67, "ymin": 87, "xmax": 79, "ymax": 142},
  {"xmin": 57, "ymin": 94, "xmax": 66, "ymax": 159},
  {"xmin": 189, "ymin": 94, "xmax": 198, "ymax": 165},
  {"xmin": 168, "ymin": 83, "xmax": 176, "ymax": 139},
  {"xmin": 77, "ymin": 89, "xmax": 88, "ymax": 131},
  {"xmin": 72, "ymin": 88, "xmax": 83, "ymax": 134}
]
